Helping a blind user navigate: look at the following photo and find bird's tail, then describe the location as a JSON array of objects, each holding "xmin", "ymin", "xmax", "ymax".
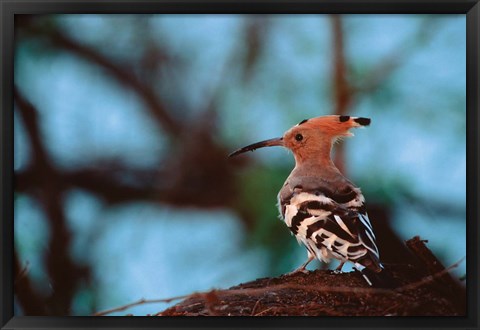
[{"xmin": 354, "ymin": 263, "xmax": 398, "ymax": 288}]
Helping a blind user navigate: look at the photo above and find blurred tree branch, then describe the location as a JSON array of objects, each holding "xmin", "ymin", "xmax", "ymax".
[
  {"xmin": 329, "ymin": 15, "xmax": 351, "ymax": 174},
  {"xmin": 330, "ymin": 15, "xmax": 352, "ymax": 116},
  {"xmin": 242, "ymin": 17, "xmax": 269, "ymax": 83},
  {"xmin": 17, "ymin": 16, "xmax": 181, "ymax": 135},
  {"xmin": 13, "ymin": 86, "xmax": 53, "ymax": 171},
  {"xmin": 15, "ymin": 87, "xmax": 91, "ymax": 315},
  {"xmin": 15, "ymin": 17, "xmax": 246, "ymax": 210}
]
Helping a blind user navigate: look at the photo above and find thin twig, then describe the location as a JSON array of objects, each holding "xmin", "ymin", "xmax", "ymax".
[
  {"xmin": 254, "ymin": 306, "xmax": 274, "ymax": 316},
  {"xmin": 92, "ymin": 294, "xmax": 192, "ymax": 316},
  {"xmin": 250, "ymin": 298, "xmax": 263, "ymax": 316},
  {"xmin": 395, "ymin": 257, "xmax": 465, "ymax": 292}
]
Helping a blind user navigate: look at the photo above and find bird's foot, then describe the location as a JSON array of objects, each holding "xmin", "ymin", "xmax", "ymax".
[
  {"xmin": 285, "ymin": 267, "xmax": 309, "ymax": 276},
  {"xmin": 333, "ymin": 261, "xmax": 345, "ymax": 274},
  {"xmin": 284, "ymin": 254, "xmax": 315, "ymax": 276}
]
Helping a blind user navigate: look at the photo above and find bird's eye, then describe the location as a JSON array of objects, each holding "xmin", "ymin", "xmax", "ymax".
[{"xmin": 295, "ymin": 133, "xmax": 303, "ymax": 141}]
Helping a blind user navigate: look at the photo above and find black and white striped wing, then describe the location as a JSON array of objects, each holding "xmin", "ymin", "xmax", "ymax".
[{"xmin": 280, "ymin": 188, "xmax": 382, "ymax": 271}]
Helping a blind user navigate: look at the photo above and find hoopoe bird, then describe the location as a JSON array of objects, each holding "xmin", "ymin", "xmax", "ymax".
[{"xmin": 229, "ymin": 115, "xmax": 395, "ymax": 288}]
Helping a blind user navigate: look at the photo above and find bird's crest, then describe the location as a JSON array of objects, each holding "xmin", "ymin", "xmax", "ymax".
[{"xmin": 295, "ymin": 115, "xmax": 370, "ymax": 139}]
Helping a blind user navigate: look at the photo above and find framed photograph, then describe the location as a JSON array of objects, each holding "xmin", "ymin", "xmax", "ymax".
[{"xmin": 1, "ymin": 1, "xmax": 478, "ymax": 329}]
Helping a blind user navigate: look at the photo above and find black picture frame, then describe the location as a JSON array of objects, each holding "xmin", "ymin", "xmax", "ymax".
[{"xmin": 1, "ymin": 1, "xmax": 478, "ymax": 329}]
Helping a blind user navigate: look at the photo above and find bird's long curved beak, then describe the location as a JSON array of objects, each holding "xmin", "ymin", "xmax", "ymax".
[{"xmin": 228, "ymin": 137, "xmax": 284, "ymax": 158}]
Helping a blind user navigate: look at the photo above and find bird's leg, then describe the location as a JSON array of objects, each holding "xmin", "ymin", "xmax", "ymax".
[
  {"xmin": 286, "ymin": 252, "xmax": 315, "ymax": 275},
  {"xmin": 333, "ymin": 261, "xmax": 345, "ymax": 274}
]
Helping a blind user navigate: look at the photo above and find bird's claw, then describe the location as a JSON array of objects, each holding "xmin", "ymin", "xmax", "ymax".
[{"xmin": 285, "ymin": 268, "xmax": 309, "ymax": 276}]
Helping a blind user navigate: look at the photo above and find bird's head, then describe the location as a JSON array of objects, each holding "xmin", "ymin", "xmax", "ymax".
[{"xmin": 229, "ymin": 115, "xmax": 370, "ymax": 164}]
